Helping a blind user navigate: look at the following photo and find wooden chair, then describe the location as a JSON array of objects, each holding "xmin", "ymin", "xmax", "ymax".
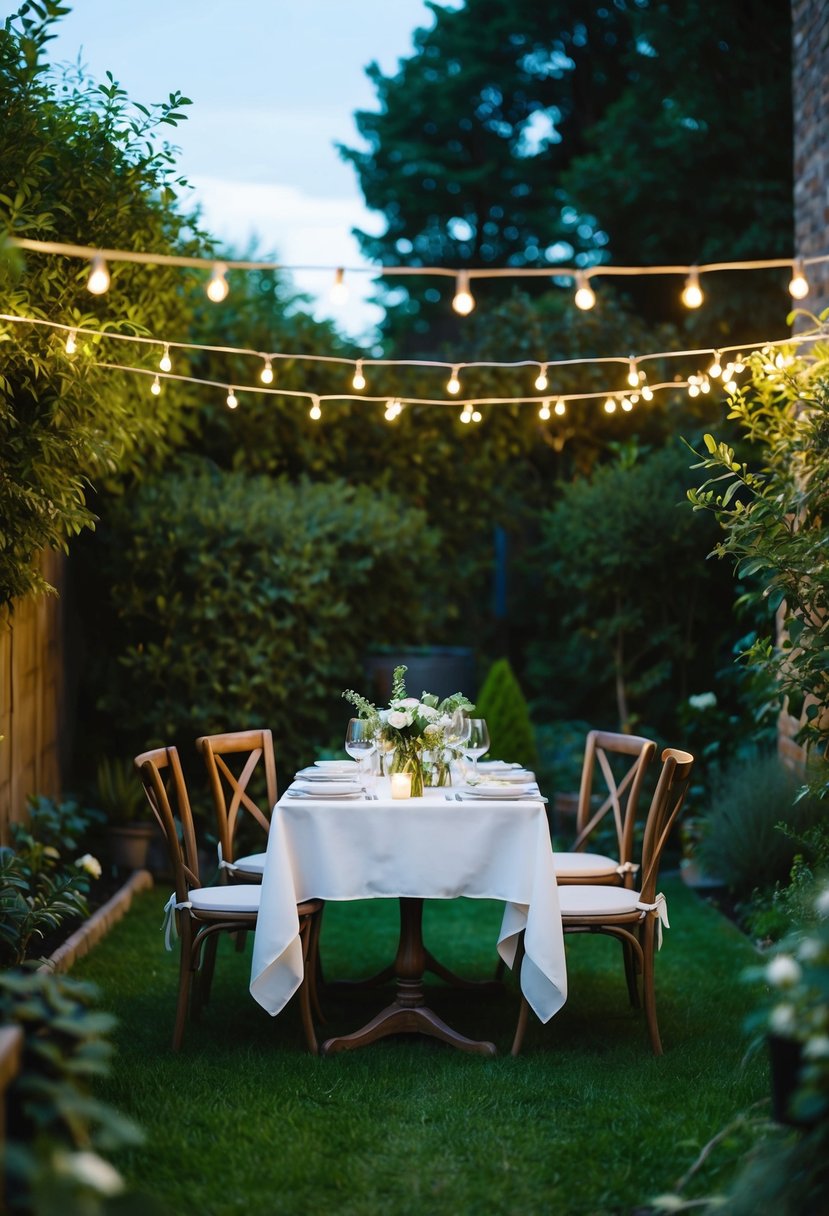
[
  {"xmin": 512, "ymin": 747, "xmax": 694, "ymax": 1056},
  {"xmin": 554, "ymin": 730, "xmax": 657, "ymax": 886},
  {"xmin": 134, "ymin": 745, "xmax": 321, "ymax": 1053},
  {"xmin": 196, "ymin": 729, "xmax": 277, "ymax": 882}
]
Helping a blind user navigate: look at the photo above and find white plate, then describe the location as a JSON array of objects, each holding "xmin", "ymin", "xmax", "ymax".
[
  {"xmin": 476, "ymin": 761, "xmax": 522, "ymax": 772},
  {"xmin": 285, "ymin": 789, "xmax": 361, "ymax": 800},
  {"xmin": 463, "ymin": 782, "xmax": 537, "ymax": 798},
  {"xmin": 313, "ymin": 760, "xmax": 359, "ymax": 771},
  {"xmin": 295, "ymin": 768, "xmax": 361, "ymax": 782},
  {"xmin": 291, "ymin": 780, "xmax": 362, "ymax": 796},
  {"xmin": 484, "ymin": 769, "xmax": 535, "ymax": 783}
]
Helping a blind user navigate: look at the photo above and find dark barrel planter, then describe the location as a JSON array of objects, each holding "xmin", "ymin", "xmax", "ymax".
[{"xmin": 364, "ymin": 647, "xmax": 477, "ymax": 705}]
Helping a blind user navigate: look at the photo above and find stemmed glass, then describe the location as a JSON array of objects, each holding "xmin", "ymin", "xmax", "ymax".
[
  {"xmin": 345, "ymin": 718, "xmax": 377, "ymax": 789},
  {"xmin": 462, "ymin": 718, "xmax": 490, "ymax": 782}
]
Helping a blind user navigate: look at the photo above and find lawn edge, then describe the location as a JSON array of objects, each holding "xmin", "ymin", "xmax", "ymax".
[{"xmin": 37, "ymin": 869, "xmax": 154, "ymax": 975}]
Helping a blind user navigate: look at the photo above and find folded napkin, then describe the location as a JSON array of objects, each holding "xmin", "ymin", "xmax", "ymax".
[
  {"xmin": 476, "ymin": 760, "xmax": 523, "ymax": 772},
  {"xmin": 294, "ymin": 767, "xmax": 360, "ymax": 781}
]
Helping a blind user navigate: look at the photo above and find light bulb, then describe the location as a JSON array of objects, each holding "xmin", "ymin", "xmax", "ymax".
[
  {"xmin": 150, "ymin": 374, "xmax": 162, "ymax": 397},
  {"xmin": 226, "ymin": 387, "xmax": 238, "ymax": 409},
  {"xmin": 641, "ymin": 384, "xmax": 654, "ymax": 401},
  {"xmin": 603, "ymin": 397, "xmax": 617, "ymax": 414},
  {"xmin": 207, "ymin": 263, "xmax": 229, "ymax": 303},
  {"xmin": 627, "ymin": 358, "xmax": 639, "ymax": 388},
  {"xmin": 621, "ymin": 397, "xmax": 634, "ymax": 412},
  {"xmin": 574, "ymin": 271, "xmax": 596, "ymax": 311},
  {"xmin": 471, "ymin": 409, "xmax": 482, "ymax": 423},
  {"xmin": 789, "ymin": 259, "xmax": 809, "ymax": 300},
  {"xmin": 554, "ymin": 398, "xmax": 566, "ymax": 416},
  {"xmin": 260, "ymin": 358, "xmax": 274, "ymax": 385},
  {"xmin": 309, "ymin": 397, "xmax": 322, "ymax": 420},
  {"xmin": 330, "ymin": 267, "xmax": 348, "ymax": 305},
  {"xmin": 733, "ymin": 355, "xmax": 745, "ymax": 373},
  {"xmin": 701, "ymin": 377, "xmax": 711, "ymax": 393},
  {"xmin": 447, "ymin": 366, "xmax": 461, "ymax": 395},
  {"xmin": 681, "ymin": 268, "xmax": 703, "ymax": 309},
  {"xmin": 452, "ymin": 270, "xmax": 475, "ymax": 315},
  {"xmin": 708, "ymin": 351, "xmax": 722, "ymax": 378},
  {"xmin": 724, "ymin": 378, "xmax": 738, "ymax": 394},
  {"xmin": 86, "ymin": 254, "xmax": 110, "ymax": 295},
  {"xmin": 534, "ymin": 365, "xmax": 549, "ymax": 391},
  {"xmin": 352, "ymin": 360, "xmax": 366, "ymax": 391},
  {"xmin": 459, "ymin": 404, "xmax": 472, "ymax": 424},
  {"xmin": 65, "ymin": 329, "xmax": 77, "ymax": 355},
  {"xmin": 629, "ymin": 393, "xmax": 640, "ymax": 404},
  {"xmin": 159, "ymin": 344, "xmax": 172, "ymax": 373},
  {"xmin": 538, "ymin": 400, "xmax": 551, "ymax": 420}
]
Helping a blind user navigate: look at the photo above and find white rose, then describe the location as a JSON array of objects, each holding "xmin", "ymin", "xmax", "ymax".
[
  {"xmin": 766, "ymin": 954, "xmax": 802, "ymax": 988},
  {"xmin": 76, "ymin": 853, "xmax": 102, "ymax": 879},
  {"xmin": 387, "ymin": 711, "xmax": 410, "ymax": 729},
  {"xmin": 55, "ymin": 1151, "xmax": 124, "ymax": 1196},
  {"xmin": 419, "ymin": 704, "xmax": 439, "ymax": 721},
  {"xmin": 769, "ymin": 1003, "xmax": 797, "ymax": 1035},
  {"xmin": 396, "ymin": 698, "xmax": 420, "ymax": 709}
]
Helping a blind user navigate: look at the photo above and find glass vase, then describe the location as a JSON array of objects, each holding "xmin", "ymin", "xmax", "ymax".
[{"xmin": 390, "ymin": 740, "xmax": 425, "ymax": 798}]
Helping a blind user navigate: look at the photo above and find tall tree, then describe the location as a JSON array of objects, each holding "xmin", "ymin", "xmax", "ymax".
[{"xmin": 342, "ymin": 0, "xmax": 792, "ymax": 350}]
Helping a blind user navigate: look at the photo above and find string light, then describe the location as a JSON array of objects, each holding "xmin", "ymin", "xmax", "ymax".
[
  {"xmin": 159, "ymin": 344, "xmax": 172, "ymax": 373},
  {"xmin": 603, "ymin": 397, "xmax": 617, "ymax": 414},
  {"xmin": 452, "ymin": 270, "xmax": 475, "ymax": 316},
  {"xmin": 459, "ymin": 403, "xmax": 473, "ymax": 424},
  {"xmin": 86, "ymin": 254, "xmax": 110, "ymax": 295},
  {"xmin": 352, "ymin": 360, "xmax": 366, "ymax": 390},
  {"xmin": 538, "ymin": 399, "xmax": 551, "ymax": 420},
  {"xmin": 789, "ymin": 258, "xmax": 809, "ymax": 300},
  {"xmin": 471, "ymin": 409, "xmax": 482, "ymax": 423},
  {"xmin": 700, "ymin": 376, "xmax": 711, "ymax": 393},
  {"xmin": 534, "ymin": 364, "xmax": 549, "ymax": 391},
  {"xmin": 446, "ymin": 366, "xmax": 461, "ymax": 394},
  {"xmin": 309, "ymin": 396, "xmax": 322, "ymax": 420},
  {"xmin": 260, "ymin": 357, "xmax": 274, "ymax": 385},
  {"xmin": 621, "ymin": 397, "xmax": 634, "ymax": 412},
  {"xmin": 554, "ymin": 398, "xmax": 566, "ymax": 416},
  {"xmin": 707, "ymin": 351, "xmax": 722, "ymax": 378},
  {"xmin": 574, "ymin": 271, "xmax": 596, "ymax": 311},
  {"xmin": 723, "ymin": 375, "xmax": 738, "ymax": 394},
  {"xmin": 627, "ymin": 357, "xmax": 639, "ymax": 388},
  {"xmin": 64, "ymin": 329, "xmax": 77, "ymax": 355},
  {"xmin": 329, "ymin": 268, "xmax": 348, "ymax": 305},
  {"xmin": 384, "ymin": 398, "xmax": 404, "ymax": 421},
  {"xmin": 641, "ymin": 384, "xmax": 654, "ymax": 401},
  {"xmin": 226, "ymin": 386, "xmax": 238, "ymax": 409},
  {"xmin": 681, "ymin": 268, "xmax": 704, "ymax": 309},
  {"xmin": 150, "ymin": 374, "xmax": 162, "ymax": 396},
  {"xmin": 207, "ymin": 263, "xmax": 229, "ymax": 303}
]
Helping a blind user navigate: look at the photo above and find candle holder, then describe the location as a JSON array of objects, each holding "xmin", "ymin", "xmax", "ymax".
[{"xmin": 390, "ymin": 772, "xmax": 413, "ymax": 799}]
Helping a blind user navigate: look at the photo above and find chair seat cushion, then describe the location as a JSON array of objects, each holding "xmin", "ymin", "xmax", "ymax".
[
  {"xmin": 230, "ymin": 852, "xmax": 267, "ymax": 876},
  {"xmin": 190, "ymin": 885, "xmax": 261, "ymax": 915},
  {"xmin": 554, "ymin": 851, "xmax": 619, "ymax": 879},
  {"xmin": 558, "ymin": 885, "xmax": 642, "ymax": 918}
]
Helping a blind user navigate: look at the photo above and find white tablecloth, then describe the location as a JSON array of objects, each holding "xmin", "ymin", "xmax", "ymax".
[{"xmin": 250, "ymin": 782, "xmax": 567, "ymax": 1024}]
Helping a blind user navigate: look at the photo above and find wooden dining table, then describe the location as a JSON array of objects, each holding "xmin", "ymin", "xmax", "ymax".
[{"xmin": 249, "ymin": 777, "xmax": 567, "ymax": 1055}]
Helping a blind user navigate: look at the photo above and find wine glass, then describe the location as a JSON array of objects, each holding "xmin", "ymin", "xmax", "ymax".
[
  {"xmin": 345, "ymin": 718, "xmax": 377, "ymax": 787},
  {"xmin": 462, "ymin": 718, "xmax": 490, "ymax": 782}
]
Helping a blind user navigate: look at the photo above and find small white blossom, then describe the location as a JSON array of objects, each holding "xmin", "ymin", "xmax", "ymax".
[
  {"xmin": 804, "ymin": 1034, "xmax": 829, "ymax": 1060},
  {"xmin": 688, "ymin": 692, "xmax": 717, "ymax": 711},
  {"xmin": 76, "ymin": 853, "xmax": 102, "ymax": 879},
  {"xmin": 419, "ymin": 704, "xmax": 440, "ymax": 721},
  {"xmin": 55, "ymin": 1151, "xmax": 124, "ymax": 1196},
  {"xmin": 395, "ymin": 698, "xmax": 420, "ymax": 709},
  {"xmin": 770, "ymin": 1003, "xmax": 797, "ymax": 1035},
  {"xmin": 387, "ymin": 711, "xmax": 411, "ymax": 729},
  {"xmin": 798, "ymin": 936, "xmax": 822, "ymax": 962},
  {"xmin": 766, "ymin": 954, "xmax": 802, "ymax": 988}
]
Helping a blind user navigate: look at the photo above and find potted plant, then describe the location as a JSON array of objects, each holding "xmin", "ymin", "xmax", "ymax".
[{"xmin": 91, "ymin": 757, "xmax": 155, "ymax": 871}]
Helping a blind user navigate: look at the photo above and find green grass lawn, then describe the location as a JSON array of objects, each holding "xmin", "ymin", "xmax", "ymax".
[{"xmin": 73, "ymin": 877, "xmax": 768, "ymax": 1216}]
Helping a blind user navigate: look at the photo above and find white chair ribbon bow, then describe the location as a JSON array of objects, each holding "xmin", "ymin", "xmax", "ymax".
[
  {"xmin": 615, "ymin": 861, "xmax": 640, "ymax": 876},
  {"xmin": 161, "ymin": 892, "xmax": 192, "ymax": 951},
  {"xmin": 635, "ymin": 892, "xmax": 669, "ymax": 949}
]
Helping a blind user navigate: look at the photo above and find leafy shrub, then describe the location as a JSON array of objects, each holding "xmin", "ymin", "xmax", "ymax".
[
  {"xmin": 740, "ymin": 823, "xmax": 829, "ymax": 943},
  {"xmin": 0, "ymin": 970, "xmax": 143, "ymax": 1214},
  {"xmin": 1, "ymin": 798, "xmax": 103, "ymax": 964},
  {"xmin": 697, "ymin": 753, "xmax": 825, "ymax": 896},
  {"xmin": 475, "ymin": 658, "xmax": 538, "ymax": 770},
  {"xmin": 78, "ymin": 460, "xmax": 448, "ymax": 776}
]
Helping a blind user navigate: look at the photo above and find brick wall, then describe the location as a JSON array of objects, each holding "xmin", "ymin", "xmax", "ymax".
[{"xmin": 792, "ymin": 0, "xmax": 829, "ymax": 313}]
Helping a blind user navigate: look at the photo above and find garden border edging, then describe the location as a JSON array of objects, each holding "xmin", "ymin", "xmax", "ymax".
[{"xmin": 37, "ymin": 869, "xmax": 153, "ymax": 975}]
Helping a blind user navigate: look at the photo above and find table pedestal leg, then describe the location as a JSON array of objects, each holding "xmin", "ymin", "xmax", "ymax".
[{"xmin": 320, "ymin": 898, "xmax": 497, "ymax": 1057}]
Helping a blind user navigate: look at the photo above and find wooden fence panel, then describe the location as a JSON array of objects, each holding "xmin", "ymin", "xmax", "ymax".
[{"xmin": 0, "ymin": 552, "xmax": 65, "ymax": 842}]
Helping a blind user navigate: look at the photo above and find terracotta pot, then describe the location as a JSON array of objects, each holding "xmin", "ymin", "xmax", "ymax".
[{"xmin": 107, "ymin": 823, "xmax": 155, "ymax": 871}]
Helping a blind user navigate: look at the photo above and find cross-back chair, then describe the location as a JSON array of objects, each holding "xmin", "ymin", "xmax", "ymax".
[
  {"xmin": 196, "ymin": 729, "xmax": 278, "ymax": 882},
  {"xmin": 554, "ymin": 730, "xmax": 657, "ymax": 887},
  {"xmin": 134, "ymin": 744, "xmax": 321, "ymax": 1053},
  {"xmin": 512, "ymin": 747, "xmax": 694, "ymax": 1056}
]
